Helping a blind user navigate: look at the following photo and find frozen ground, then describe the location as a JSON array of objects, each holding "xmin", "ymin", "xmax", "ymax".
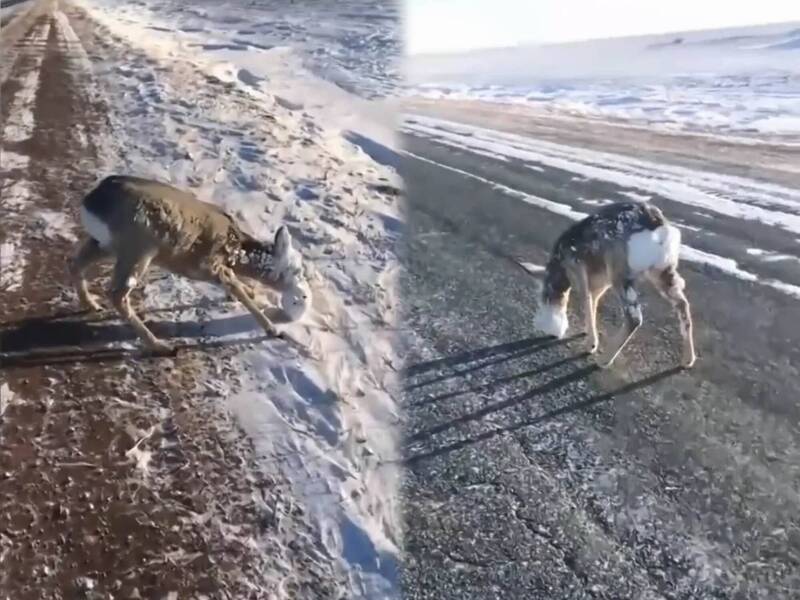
[
  {"xmin": 407, "ymin": 22, "xmax": 800, "ymax": 140},
  {"xmin": 1, "ymin": 0, "xmax": 403, "ymax": 596}
]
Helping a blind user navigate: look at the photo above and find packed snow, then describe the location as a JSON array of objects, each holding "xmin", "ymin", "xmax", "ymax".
[
  {"xmin": 60, "ymin": 0, "xmax": 404, "ymax": 597},
  {"xmin": 406, "ymin": 22, "xmax": 800, "ymax": 139}
]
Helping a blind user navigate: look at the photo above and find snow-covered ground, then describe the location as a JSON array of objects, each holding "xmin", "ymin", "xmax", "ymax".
[
  {"xmin": 85, "ymin": 0, "xmax": 402, "ymax": 149},
  {"xmin": 64, "ymin": 0, "xmax": 403, "ymax": 596},
  {"xmin": 406, "ymin": 22, "xmax": 800, "ymax": 139}
]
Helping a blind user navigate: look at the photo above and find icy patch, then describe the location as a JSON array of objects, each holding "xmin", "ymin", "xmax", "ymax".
[
  {"xmin": 0, "ymin": 150, "xmax": 29, "ymax": 172},
  {"xmin": 0, "ymin": 383, "xmax": 16, "ymax": 417},
  {"xmin": 621, "ymin": 191, "xmax": 652, "ymax": 202},
  {"xmin": 0, "ymin": 237, "xmax": 24, "ymax": 292},
  {"xmin": 746, "ymin": 248, "xmax": 800, "ymax": 264},
  {"xmin": 1, "ymin": 180, "xmax": 33, "ymax": 211},
  {"xmin": 404, "ymin": 150, "xmax": 588, "ymax": 221}
]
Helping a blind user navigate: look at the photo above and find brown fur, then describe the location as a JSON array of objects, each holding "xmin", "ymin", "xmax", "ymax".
[{"xmin": 70, "ymin": 176, "xmax": 306, "ymax": 354}]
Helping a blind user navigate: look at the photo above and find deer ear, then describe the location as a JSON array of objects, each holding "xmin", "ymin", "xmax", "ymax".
[{"xmin": 274, "ymin": 226, "xmax": 291, "ymax": 257}]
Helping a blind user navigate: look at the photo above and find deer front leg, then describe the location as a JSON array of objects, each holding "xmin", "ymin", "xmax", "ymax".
[
  {"xmin": 597, "ymin": 280, "xmax": 642, "ymax": 369},
  {"xmin": 109, "ymin": 253, "xmax": 173, "ymax": 355},
  {"xmin": 225, "ymin": 282, "xmax": 256, "ymax": 302},
  {"xmin": 214, "ymin": 265, "xmax": 279, "ymax": 338}
]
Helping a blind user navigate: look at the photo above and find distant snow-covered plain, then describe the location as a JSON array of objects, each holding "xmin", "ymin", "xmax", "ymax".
[{"xmin": 406, "ymin": 22, "xmax": 800, "ymax": 138}]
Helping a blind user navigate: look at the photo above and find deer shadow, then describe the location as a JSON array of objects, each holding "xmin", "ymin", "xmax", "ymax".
[
  {"xmin": 0, "ymin": 305, "xmax": 279, "ymax": 368},
  {"xmin": 404, "ymin": 364, "xmax": 682, "ymax": 465}
]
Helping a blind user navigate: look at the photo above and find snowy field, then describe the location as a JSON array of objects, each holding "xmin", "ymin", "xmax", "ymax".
[
  {"xmin": 1, "ymin": 0, "xmax": 403, "ymax": 596},
  {"xmin": 407, "ymin": 22, "xmax": 800, "ymax": 140}
]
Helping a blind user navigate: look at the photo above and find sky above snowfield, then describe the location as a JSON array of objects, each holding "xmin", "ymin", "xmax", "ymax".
[{"xmin": 406, "ymin": 0, "xmax": 800, "ymax": 54}]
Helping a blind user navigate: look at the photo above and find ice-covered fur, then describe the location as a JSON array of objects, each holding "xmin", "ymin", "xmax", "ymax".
[
  {"xmin": 268, "ymin": 226, "xmax": 310, "ymax": 321},
  {"xmin": 534, "ymin": 301, "xmax": 569, "ymax": 339},
  {"xmin": 627, "ymin": 224, "xmax": 681, "ymax": 273},
  {"xmin": 534, "ymin": 201, "xmax": 696, "ymax": 369}
]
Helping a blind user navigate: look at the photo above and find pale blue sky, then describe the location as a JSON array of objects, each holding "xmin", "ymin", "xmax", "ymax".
[{"xmin": 406, "ymin": 0, "xmax": 800, "ymax": 54}]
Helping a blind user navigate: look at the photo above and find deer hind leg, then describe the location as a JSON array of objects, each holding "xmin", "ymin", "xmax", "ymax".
[
  {"xmin": 213, "ymin": 263, "xmax": 278, "ymax": 337},
  {"xmin": 109, "ymin": 251, "xmax": 171, "ymax": 354},
  {"xmin": 597, "ymin": 278, "xmax": 642, "ymax": 369},
  {"xmin": 576, "ymin": 265, "xmax": 599, "ymax": 354},
  {"xmin": 652, "ymin": 266, "xmax": 696, "ymax": 368},
  {"xmin": 70, "ymin": 238, "xmax": 110, "ymax": 311}
]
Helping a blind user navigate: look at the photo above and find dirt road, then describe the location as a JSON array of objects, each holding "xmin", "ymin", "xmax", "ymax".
[{"xmin": 1, "ymin": 2, "xmax": 341, "ymax": 597}]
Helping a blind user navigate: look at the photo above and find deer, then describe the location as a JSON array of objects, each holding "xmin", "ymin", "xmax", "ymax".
[
  {"xmin": 533, "ymin": 200, "xmax": 696, "ymax": 369},
  {"xmin": 69, "ymin": 175, "xmax": 311, "ymax": 355}
]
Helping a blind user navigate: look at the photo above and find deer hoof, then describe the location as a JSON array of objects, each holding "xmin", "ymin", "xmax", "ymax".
[
  {"xmin": 596, "ymin": 353, "xmax": 616, "ymax": 369},
  {"xmin": 146, "ymin": 340, "xmax": 177, "ymax": 357},
  {"xmin": 81, "ymin": 294, "xmax": 104, "ymax": 312}
]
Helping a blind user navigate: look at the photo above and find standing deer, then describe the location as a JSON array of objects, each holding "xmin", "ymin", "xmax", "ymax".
[
  {"xmin": 534, "ymin": 201, "xmax": 696, "ymax": 369},
  {"xmin": 70, "ymin": 175, "xmax": 311, "ymax": 354}
]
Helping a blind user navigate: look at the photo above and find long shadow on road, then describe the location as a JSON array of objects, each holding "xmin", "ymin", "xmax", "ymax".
[
  {"xmin": 404, "ymin": 335, "xmax": 558, "ymax": 377},
  {"xmin": 0, "ymin": 307, "xmax": 269, "ymax": 367},
  {"xmin": 405, "ymin": 364, "xmax": 682, "ymax": 465}
]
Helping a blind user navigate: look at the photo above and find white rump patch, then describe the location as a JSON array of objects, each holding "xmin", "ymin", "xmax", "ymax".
[
  {"xmin": 627, "ymin": 225, "xmax": 681, "ymax": 273},
  {"xmin": 80, "ymin": 205, "xmax": 113, "ymax": 247},
  {"xmin": 534, "ymin": 301, "xmax": 569, "ymax": 339}
]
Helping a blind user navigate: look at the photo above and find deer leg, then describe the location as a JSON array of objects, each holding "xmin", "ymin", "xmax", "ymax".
[
  {"xmin": 214, "ymin": 265, "xmax": 278, "ymax": 337},
  {"xmin": 225, "ymin": 281, "xmax": 256, "ymax": 302},
  {"xmin": 577, "ymin": 266, "xmax": 599, "ymax": 354},
  {"xmin": 109, "ymin": 252, "xmax": 171, "ymax": 354},
  {"xmin": 70, "ymin": 238, "xmax": 110, "ymax": 311},
  {"xmin": 597, "ymin": 279, "xmax": 642, "ymax": 369},
  {"xmin": 653, "ymin": 267, "xmax": 696, "ymax": 368}
]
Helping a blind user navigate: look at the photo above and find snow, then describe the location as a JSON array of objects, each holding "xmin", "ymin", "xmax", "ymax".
[
  {"xmin": 407, "ymin": 22, "xmax": 800, "ymax": 139},
  {"xmin": 405, "ymin": 150, "xmax": 588, "ymax": 221},
  {"xmin": 35, "ymin": 209, "xmax": 78, "ymax": 243},
  {"xmin": 76, "ymin": 0, "xmax": 400, "ymax": 150},
  {"xmin": 0, "ymin": 237, "xmax": 24, "ymax": 293},
  {"xmin": 70, "ymin": 0, "xmax": 403, "ymax": 596}
]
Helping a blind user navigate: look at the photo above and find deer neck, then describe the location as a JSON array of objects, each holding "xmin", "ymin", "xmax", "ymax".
[{"xmin": 229, "ymin": 237, "xmax": 280, "ymax": 284}]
